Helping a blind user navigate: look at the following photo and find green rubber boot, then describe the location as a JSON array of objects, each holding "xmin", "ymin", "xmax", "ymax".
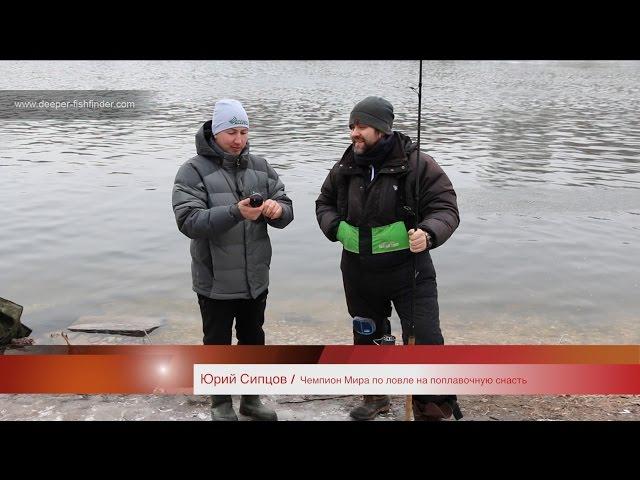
[
  {"xmin": 239, "ymin": 395, "xmax": 278, "ymax": 421},
  {"xmin": 210, "ymin": 395, "xmax": 238, "ymax": 421}
]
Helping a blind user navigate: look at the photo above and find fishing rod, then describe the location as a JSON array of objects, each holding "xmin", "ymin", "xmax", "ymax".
[{"xmin": 406, "ymin": 59, "xmax": 423, "ymax": 421}]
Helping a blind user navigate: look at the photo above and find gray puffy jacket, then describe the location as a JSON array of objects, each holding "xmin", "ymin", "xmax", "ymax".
[{"xmin": 172, "ymin": 121, "xmax": 293, "ymax": 299}]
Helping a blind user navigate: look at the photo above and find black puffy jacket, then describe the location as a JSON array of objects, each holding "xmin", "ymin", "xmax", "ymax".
[{"xmin": 316, "ymin": 131, "xmax": 459, "ymax": 265}]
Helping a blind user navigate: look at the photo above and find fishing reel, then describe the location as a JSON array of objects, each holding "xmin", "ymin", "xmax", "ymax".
[
  {"xmin": 373, "ymin": 334, "xmax": 397, "ymax": 345},
  {"xmin": 352, "ymin": 316, "xmax": 396, "ymax": 345}
]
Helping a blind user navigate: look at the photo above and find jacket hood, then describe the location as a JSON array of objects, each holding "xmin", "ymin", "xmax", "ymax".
[
  {"xmin": 195, "ymin": 120, "xmax": 251, "ymax": 166},
  {"xmin": 395, "ymin": 131, "xmax": 418, "ymax": 156}
]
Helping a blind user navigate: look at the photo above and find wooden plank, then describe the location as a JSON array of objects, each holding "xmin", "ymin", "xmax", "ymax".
[{"xmin": 68, "ymin": 315, "xmax": 165, "ymax": 337}]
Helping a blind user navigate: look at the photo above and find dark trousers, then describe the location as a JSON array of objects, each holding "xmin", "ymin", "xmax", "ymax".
[
  {"xmin": 197, "ymin": 290, "xmax": 268, "ymax": 345},
  {"xmin": 341, "ymin": 251, "xmax": 456, "ymax": 406}
]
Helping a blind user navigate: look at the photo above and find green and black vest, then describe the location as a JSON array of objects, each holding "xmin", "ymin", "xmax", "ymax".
[{"xmin": 334, "ymin": 136, "xmax": 420, "ymax": 262}]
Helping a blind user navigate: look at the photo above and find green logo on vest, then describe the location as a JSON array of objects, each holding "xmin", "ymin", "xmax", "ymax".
[{"xmin": 378, "ymin": 241, "xmax": 400, "ymax": 250}]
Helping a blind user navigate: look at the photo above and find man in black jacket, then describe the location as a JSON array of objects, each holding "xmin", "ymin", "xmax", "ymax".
[{"xmin": 316, "ymin": 96, "xmax": 462, "ymax": 421}]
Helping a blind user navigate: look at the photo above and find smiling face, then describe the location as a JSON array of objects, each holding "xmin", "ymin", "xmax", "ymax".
[
  {"xmin": 350, "ymin": 121, "xmax": 384, "ymax": 154},
  {"xmin": 214, "ymin": 127, "xmax": 249, "ymax": 155}
]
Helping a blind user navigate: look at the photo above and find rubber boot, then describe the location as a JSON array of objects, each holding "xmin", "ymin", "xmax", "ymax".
[
  {"xmin": 239, "ymin": 395, "xmax": 278, "ymax": 421},
  {"xmin": 210, "ymin": 395, "xmax": 238, "ymax": 421},
  {"xmin": 349, "ymin": 395, "xmax": 391, "ymax": 420},
  {"xmin": 412, "ymin": 398, "xmax": 455, "ymax": 421}
]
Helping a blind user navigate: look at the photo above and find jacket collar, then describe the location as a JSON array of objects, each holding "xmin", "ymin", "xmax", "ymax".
[
  {"xmin": 195, "ymin": 120, "xmax": 250, "ymax": 169},
  {"xmin": 337, "ymin": 131, "xmax": 415, "ymax": 176}
]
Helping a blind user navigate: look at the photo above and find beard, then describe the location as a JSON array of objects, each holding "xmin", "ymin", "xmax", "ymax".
[{"xmin": 352, "ymin": 138, "xmax": 375, "ymax": 154}]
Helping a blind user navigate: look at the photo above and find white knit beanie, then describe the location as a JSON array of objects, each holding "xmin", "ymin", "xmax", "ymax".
[{"xmin": 212, "ymin": 99, "xmax": 249, "ymax": 135}]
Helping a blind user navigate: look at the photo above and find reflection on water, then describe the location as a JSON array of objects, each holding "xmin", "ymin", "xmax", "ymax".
[{"xmin": 1, "ymin": 60, "xmax": 639, "ymax": 344}]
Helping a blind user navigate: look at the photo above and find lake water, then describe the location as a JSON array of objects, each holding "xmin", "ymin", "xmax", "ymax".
[{"xmin": 1, "ymin": 60, "xmax": 639, "ymax": 345}]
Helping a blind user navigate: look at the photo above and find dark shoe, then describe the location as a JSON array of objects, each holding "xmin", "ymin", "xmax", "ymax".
[
  {"xmin": 412, "ymin": 399, "xmax": 455, "ymax": 421},
  {"xmin": 239, "ymin": 395, "xmax": 278, "ymax": 421},
  {"xmin": 210, "ymin": 395, "xmax": 238, "ymax": 421},
  {"xmin": 349, "ymin": 395, "xmax": 391, "ymax": 420}
]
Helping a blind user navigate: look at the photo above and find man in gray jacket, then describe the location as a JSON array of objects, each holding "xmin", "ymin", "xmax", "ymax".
[{"xmin": 172, "ymin": 99, "xmax": 293, "ymax": 421}]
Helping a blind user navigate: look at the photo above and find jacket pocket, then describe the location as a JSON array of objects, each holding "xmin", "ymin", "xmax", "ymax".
[{"xmin": 337, "ymin": 221, "xmax": 359, "ymax": 253}]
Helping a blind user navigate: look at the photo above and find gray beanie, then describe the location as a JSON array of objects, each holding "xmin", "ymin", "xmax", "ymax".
[
  {"xmin": 349, "ymin": 96, "xmax": 394, "ymax": 134},
  {"xmin": 212, "ymin": 99, "xmax": 249, "ymax": 135}
]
